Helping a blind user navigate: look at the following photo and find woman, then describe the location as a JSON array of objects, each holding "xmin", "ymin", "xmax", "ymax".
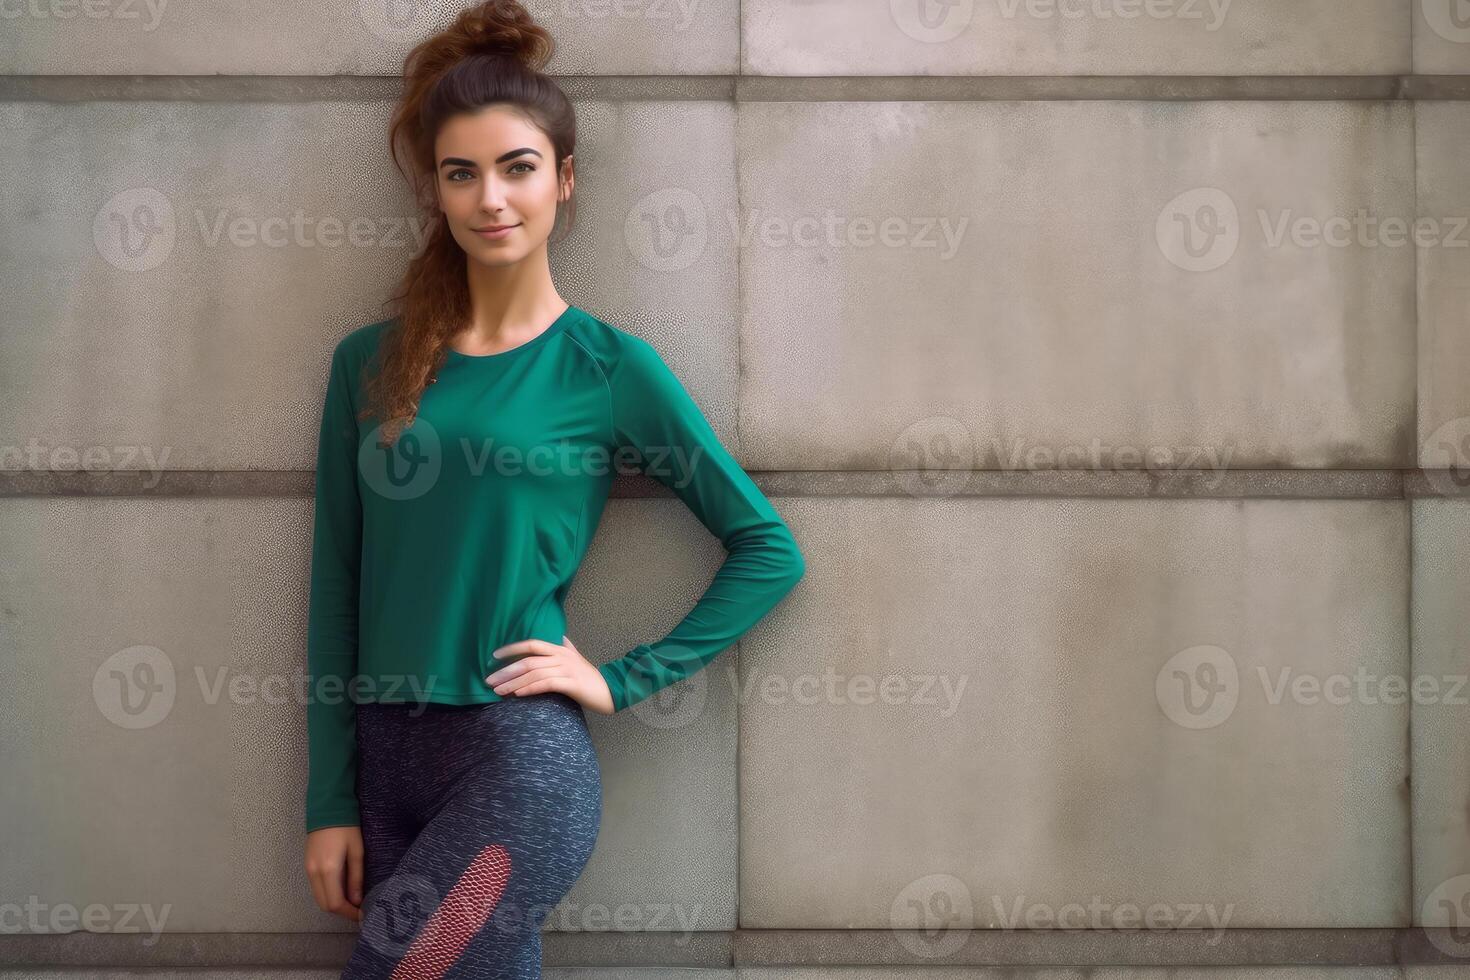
[{"xmin": 300, "ymin": 1, "xmax": 806, "ymax": 976}]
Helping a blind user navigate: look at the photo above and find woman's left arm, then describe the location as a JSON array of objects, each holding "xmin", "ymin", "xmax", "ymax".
[{"xmin": 593, "ymin": 334, "xmax": 806, "ymax": 713}]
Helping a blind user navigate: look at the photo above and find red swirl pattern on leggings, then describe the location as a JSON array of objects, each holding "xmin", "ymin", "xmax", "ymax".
[{"xmin": 391, "ymin": 843, "xmax": 512, "ymax": 980}]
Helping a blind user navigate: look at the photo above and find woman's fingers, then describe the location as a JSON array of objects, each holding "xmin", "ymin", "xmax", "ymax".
[
  {"xmin": 486, "ymin": 650, "xmax": 559, "ymax": 687},
  {"xmin": 306, "ymin": 861, "xmax": 328, "ymax": 913},
  {"xmin": 307, "ymin": 843, "xmax": 362, "ymax": 922},
  {"xmin": 320, "ymin": 857, "xmax": 350, "ymax": 919},
  {"xmin": 346, "ymin": 834, "xmax": 365, "ymax": 907},
  {"xmin": 329, "ymin": 865, "xmax": 362, "ymax": 922},
  {"xmin": 490, "ymin": 638, "xmax": 560, "ymax": 660},
  {"xmin": 491, "ymin": 663, "xmax": 562, "ymax": 695},
  {"xmin": 502, "ymin": 673, "xmax": 570, "ymax": 698}
]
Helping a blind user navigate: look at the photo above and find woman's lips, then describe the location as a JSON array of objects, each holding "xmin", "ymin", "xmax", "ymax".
[{"xmin": 473, "ymin": 223, "xmax": 519, "ymax": 240}]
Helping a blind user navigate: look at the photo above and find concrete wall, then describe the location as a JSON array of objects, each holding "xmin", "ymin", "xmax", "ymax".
[{"xmin": 2, "ymin": 0, "xmax": 1469, "ymax": 972}]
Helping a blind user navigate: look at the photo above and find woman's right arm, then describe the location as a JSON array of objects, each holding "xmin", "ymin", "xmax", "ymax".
[{"xmin": 303, "ymin": 339, "xmax": 365, "ymax": 920}]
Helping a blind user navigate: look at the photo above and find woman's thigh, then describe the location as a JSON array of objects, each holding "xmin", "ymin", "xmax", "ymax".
[{"xmin": 344, "ymin": 693, "xmax": 602, "ymax": 979}]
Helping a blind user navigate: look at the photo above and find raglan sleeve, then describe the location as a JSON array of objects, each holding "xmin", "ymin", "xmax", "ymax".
[
  {"xmin": 596, "ymin": 334, "xmax": 806, "ymax": 713},
  {"xmin": 304, "ymin": 339, "xmax": 364, "ymax": 833}
]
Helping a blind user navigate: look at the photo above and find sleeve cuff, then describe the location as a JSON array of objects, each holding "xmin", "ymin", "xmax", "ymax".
[
  {"xmin": 597, "ymin": 660, "xmax": 628, "ymax": 713},
  {"xmin": 305, "ymin": 804, "xmax": 360, "ymax": 835}
]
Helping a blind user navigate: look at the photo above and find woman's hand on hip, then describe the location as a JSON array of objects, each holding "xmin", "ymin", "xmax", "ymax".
[
  {"xmin": 486, "ymin": 635, "xmax": 615, "ymax": 715},
  {"xmin": 304, "ymin": 825, "xmax": 364, "ymax": 921}
]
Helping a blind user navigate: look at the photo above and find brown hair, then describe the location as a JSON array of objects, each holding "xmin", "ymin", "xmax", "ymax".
[{"xmin": 364, "ymin": 0, "xmax": 578, "ymax": 444}]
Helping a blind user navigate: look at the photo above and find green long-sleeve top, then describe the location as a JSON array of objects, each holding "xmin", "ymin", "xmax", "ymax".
[{"xmin": 304, "ymin": 304, "xmax": 806, "ymax": 833}]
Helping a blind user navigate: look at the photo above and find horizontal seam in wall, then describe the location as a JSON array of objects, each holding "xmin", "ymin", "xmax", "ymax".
[
  {"xmin": 3, "ymin": 74, "xmax": 1470, "ymax": 103},
  {"xmin": 0, "ymin": 469, "xmax": 1464, "ymax": 499},
  {"xmin": 0, "ymin": 926, "xmax": 1453, "ymax": 967}
]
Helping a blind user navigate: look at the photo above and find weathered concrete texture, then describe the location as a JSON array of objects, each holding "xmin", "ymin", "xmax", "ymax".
[
  {"xmin": 738, "ymin": 100, "xmax": 1417, "ymax": 472},
  {"xmin": 0, "ymin": 1, "xmax": 739, "ymax": 76},
  {"xmin": 740, "ymin": 497, "xmax": 1410, "ymax": 928},
  {"xmin": 1415, "ymin": 1, "xmax": 1470, "ymax": 75},
  {"xmin": 742, "ymin": 0, "xmax": 1410, "ymax": 76},
  {"xmin": 1416, "ymin": 102, "xmax": 1470, "ymax": 474},
  {"xmin": 12, "ymin": 75, "xmax": 1470, "ymax": 104},
  {"xmin": 0, "ymin": 0, "xmax": 1422, "ymax": 78},
  {"xmin": 736, "ymin": 939, "xmax": 1413, "ymax": 969},
  {"xmin": 1410, "ymin": 499, "xmax": 1470, "ymax": 929}
]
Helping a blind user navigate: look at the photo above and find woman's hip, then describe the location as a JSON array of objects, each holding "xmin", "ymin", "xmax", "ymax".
[{"xmin": 355, "ymin": 692, "xmax": 600, "ymax": 821}]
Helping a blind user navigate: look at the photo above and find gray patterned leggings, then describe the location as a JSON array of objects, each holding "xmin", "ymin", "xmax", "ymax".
[{"xmin": 340, "ymin": 692, "xmax": 602, "ymax": 979}]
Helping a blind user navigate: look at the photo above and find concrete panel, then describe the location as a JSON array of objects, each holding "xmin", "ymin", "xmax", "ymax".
[
  {"xmin": 737, "ymin": 101, "xmax": 1416, "ymax": 470},
  {"xmin": 1410, "ymin": 499, "xmax": 1470, "ymax": 931},
  {"xmin": 0, "ymin": 99, "xmax": 739, "ymax": 470},
  {"xmin": 0, "ymin": 0, "xmax": 737, "ymax": 75},
  {"xmin": 1415, "ymin": 102, "xmax": 1470, "ymax": 476},
  {"xmin": 743, "ymin": 0, "xmax": 1409, "ymax": 76},
  {"xmin": 742, "ymin": 971, "xmax": 1403, "ymax": 980},
  {"xmin": 740, "ymin": 497, "xmax": 1409, "ymax": 928},
  {"xmin": 0, "ymin": 495, "xmax": 745, "ymax": 934},
  {"xmin": 0, "ymin": 498, "xmax": 249, "ymax": 933},
  {"xmin": 1407, "ymin": 968, "xmax": 1470, "ymax": 980}
]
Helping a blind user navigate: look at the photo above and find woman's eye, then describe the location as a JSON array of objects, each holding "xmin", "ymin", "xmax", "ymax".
[
  {"xmin": 448, "ymin": 169, "xmax": 473, "ymax": 182},
  {"xmin": 508, "ymin": 162, "xmax": 534, "ymax": 175}
]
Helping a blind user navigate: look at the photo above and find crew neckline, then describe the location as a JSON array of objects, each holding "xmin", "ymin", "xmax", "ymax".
[{"xmin": 445, "ymin": 304, "xmax": 577, "ymax": 362}]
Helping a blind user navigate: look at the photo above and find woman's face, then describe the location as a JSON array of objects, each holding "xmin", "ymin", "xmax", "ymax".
[{"xmin": 433, "ymin": 105, "xmax": 571, "ymax": 266}]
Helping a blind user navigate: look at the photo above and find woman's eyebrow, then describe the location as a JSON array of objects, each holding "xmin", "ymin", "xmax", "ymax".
[{"xmin": 438, "ymin": 148, "xmax": 544, "ymax": 169}]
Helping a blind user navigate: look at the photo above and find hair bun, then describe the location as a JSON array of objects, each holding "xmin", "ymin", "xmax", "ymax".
[{"xmin": 456, "ymin": 0, "xmax": 553, "ymax": 71}]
